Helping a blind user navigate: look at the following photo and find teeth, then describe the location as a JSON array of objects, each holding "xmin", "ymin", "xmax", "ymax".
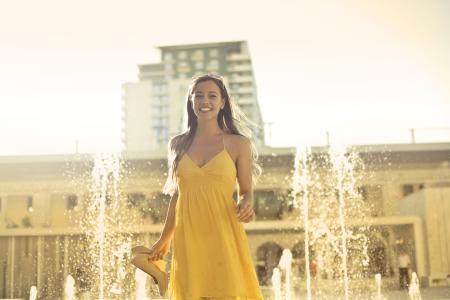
[{"xmin": 200, "ymin": 108, "xmax": 212, "ymax": 111}]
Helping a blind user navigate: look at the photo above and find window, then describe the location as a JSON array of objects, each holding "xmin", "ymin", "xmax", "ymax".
[
  {"xmin": 195, "ymin": 61, "xmax": 204, "ymax": 70},
  {"xmin": 402, "ymin": 184, "xmax": 414, "ymax": 197},
  {"xmin": 177, "ymin": 61, "xmax": 191, "ymax": 73},
  {"xmin": 402, "ymin": 183, "xmax": 424, "ymax": 197},
  {"xmin": 178, "ymin": 51, "xmax": 187, "ymax": 60},
  {"xmin": 164, "ymin": 63, "xmax": 173, "ymax": 72},
  {"xmin": 67, "ymin": 194, "xmax": 78, "ymax": 210},
  {"xmin": 357, "ymin": 186, "xmax": 369, "ymax": 201},
  {"xmin": 207, "ymin": 59, "xmax": 219, "ymax": 71},
  {"xmin": 153, "ymin": 83, "xmax": 167, "ymax": 94},
  {"xmin": 191, "ymin": 49, "xmax": 204, "ymax": 61},
  {"xmin": 209, "ymin": 48, "xmax": 218, "ymax": 57},
  {"xmin": 164, "ymin": 52, "xmax": 173, "ymax": 61}
]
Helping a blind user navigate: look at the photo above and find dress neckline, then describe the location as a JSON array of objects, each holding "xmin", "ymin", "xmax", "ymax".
[
  {"xmin": 183, "ymin": 131, "xmax": 231, "ymax": 169},
  {"xmin": 184, "ymin": 148, "xmax": 228, "ymax": 169}
]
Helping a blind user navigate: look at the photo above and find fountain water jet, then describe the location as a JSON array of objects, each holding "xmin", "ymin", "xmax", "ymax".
[
  {"xmin": 135, "ymin": 268, "xmax": 150, "ymax": 300},
  {"xmin": 29, "ymin": 286, "xmax": 37, "ymax": 300},
  {"xmin": 271, "ymin": 267, "xmax": 282, "ymax": 300},
  {"xmin": 408, "ymin": 272, "xmax": 422, "ymax": 300},
  {"xmin": 291, "ymin": 144, "xmax": 371, "ymax": 299},
  {"xmin": 374, "ymin": 273, "xmax": 382, "ymax": 300},
  {"xmin": 292, "ymin": 146, "xmax": 312, "ymax": 300},
  {"xmin": 278, "ymin": 249, "xmax": 293, "ymax": 300},
  {"xmin": 76, "ymin": 153, "xmax": 134, "ymax": 298},
  {"xmin": 64, "ymin": 275, "xmax": 76, "ymax": 300}
]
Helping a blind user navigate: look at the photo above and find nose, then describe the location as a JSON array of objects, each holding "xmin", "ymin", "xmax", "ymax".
[{"xmin": 197, "ymin": 96, "xmax": 211, "ymax": 105}]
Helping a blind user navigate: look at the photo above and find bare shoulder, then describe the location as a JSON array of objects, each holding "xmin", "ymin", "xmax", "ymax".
[
  {"xmin": 225, "ymin": 133, "xmax": 250, "ymax": 146},
  {"xmin": 224, "ymin": 134, "xmax": 251, "ymax": 160}
]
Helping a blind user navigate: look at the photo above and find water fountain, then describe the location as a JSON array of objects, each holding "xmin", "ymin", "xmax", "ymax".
[
  {"xmin": 29, "ymin": 286, "xmax": 37, "ymax": 300},
  {"xmin": 278, "ymin": 249, "xmax": 293, "ymax": 300},
  {"xmin": 272, "ymin": 267, "xmax": 282, "ymax": 300},
  {"xmin": 292, "ymin": 147, "xmax": 312, "ymax": 300},
  {"xmin": 60, "ymin": 145, "xmax": 377, "ymax": 299},
  {"xmin": 22, "ymin": 141, "xmax": 414, "ymax": 299},
  {"xmin": 374, "ymin": 273, "xmax": 383, "ymax": 300},
  {"xmin": 291, "ymin": 144, "xmax": 372, "ymax": 299},
  {"xmin": 135, "ymin": 268, "xmax": 151, "ymax": 300},
  {"xmin": 408, "ymin": 272, "xmax": 422, "ymax": 300},
  {"xmin": 64, "ymin": 275, "xmax": 76, "ymax": 300},
  {"xmin": 66, "ymin": 153, "xmax": 136, "ymax": 299}
]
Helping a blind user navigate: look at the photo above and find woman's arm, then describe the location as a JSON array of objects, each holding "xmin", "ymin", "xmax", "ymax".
[
  {"xmin": 148, "ymin": 190, "xmax": 178, "ymax": 261},
  {"xmin": 235, "ymin": 136, "xmax": 256, "ymax": 223},
  {"xmin": 158, "ymin": 190, "xmax": 178, "ymax": 244}
]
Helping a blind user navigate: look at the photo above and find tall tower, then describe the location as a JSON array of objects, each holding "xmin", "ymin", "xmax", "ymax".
[{"xmin": 122, "ymin": 41, "xmax": 265, "ymax": 154}]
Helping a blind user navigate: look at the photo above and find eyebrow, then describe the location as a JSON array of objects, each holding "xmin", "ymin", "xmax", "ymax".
[{"xmin": 195, "ymin": 91, "xmax": 218, "ymax": 95}]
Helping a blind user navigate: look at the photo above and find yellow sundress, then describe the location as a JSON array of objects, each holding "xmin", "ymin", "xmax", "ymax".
[{"xmin": 168, "ymin": 133, "xmax": 263, "ymax": 300}]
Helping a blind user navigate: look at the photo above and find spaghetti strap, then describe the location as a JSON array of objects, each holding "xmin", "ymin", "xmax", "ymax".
[{"xmin": 222, "ymin": 131, "xmax": 226, "ymax": 151}]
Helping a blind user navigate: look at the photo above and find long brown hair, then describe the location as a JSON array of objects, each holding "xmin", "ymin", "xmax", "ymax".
[{"xmin": 162, "ymin": 73, "xmax": 262, "ymax": 196}]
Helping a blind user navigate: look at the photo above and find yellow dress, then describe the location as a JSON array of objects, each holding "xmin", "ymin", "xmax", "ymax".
[{"xmin": 168, "ymin": 137, "xmax": 264, "ymax": 300}]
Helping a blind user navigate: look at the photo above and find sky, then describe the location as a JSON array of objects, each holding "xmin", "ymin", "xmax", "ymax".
[{"xmin": 1, "ymin": 0, "xmax": 449, "ymax": 155}]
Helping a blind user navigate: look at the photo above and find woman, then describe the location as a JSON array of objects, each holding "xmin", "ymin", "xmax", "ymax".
[{"xmin": 148, "ymin": 73, "xmax": 263, "ymax": 299}]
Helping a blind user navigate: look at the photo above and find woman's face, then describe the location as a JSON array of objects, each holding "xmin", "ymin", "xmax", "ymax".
[{"xmin": 191, "ymin": 80, "xmax": 225, "ymax": 120}]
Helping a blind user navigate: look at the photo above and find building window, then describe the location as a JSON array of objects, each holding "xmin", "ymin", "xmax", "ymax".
[
  {"xmin": 357, "ymin": 186, "xmax": 369, "ymax": 201},
  {"xmin": 67, "ymin": 194, "xmax": 78, "ymax": 210},
  {"xmin": 402, "ymin": 183, "xmax": 424, "ymax": 197},
  {"xmin": 164, "ymin": 63, "xmax": 173, "ymax": 72},
  {"xmin": 209, "ymin": 48, "xmax": 218, "ymax": 57},
  {"xmin": 177, "ymin": 61, "xmax": 191, "ymax": 73},
  {"xmin": 402, "ymin": 184, "xmax": 414, "ymax": 197},
  {"xmin": 164, "ymin": 52, "xmax": 173, "ymax": 61},
  {"xmin": 207, "ymin": 59, "xmax": 219, "ymax": 71},
  {"xmin": 194, "ymin": 61, "xmax": 204, "ymax": 70},
  {"xmin": 156, "ymin": 95, "xmax": 168, "ymax": 103},
  {"xmin": 178, "ymin": 51, "xmax": 187, "ymax": 60},
  {"xmin": 153, "ymin": 82, "xmax": 167, "ymax": 94},
  {"xmin": 191, "ymin": 49, "xmax": 204, "ymax": 61}
]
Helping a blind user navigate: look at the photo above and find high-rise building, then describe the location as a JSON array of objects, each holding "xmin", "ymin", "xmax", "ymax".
[{"xmin": 122, "ymin": 41, "xmax": 265, "ymax": 154}]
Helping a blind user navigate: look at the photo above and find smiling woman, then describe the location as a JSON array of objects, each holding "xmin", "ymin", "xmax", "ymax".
[{"xmin": 133, "ymin": 73, "xmax": 264, "ymax": 299}]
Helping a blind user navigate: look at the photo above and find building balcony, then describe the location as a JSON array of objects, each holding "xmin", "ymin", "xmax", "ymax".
[
  {"xmin": 227, "ymin": 64, "xmax": 253, "ymax": 72},
  {"xmin": 235, "ymin": 86, "xmax": 254, "ymax": 94},
  {"xmin": 138, "ymin": 71, "xmax": 165, "ymax": 80},
  {"xmin": 237, "ymin": 97, "xmax": 255, "ymax": 105},
  {"xmin": 228, "ymin": 75, "xmax": 253, "ymax": 83},
  {"xmin": 226, "ymin": 53, "xmax": 251, "ymax": 61}
]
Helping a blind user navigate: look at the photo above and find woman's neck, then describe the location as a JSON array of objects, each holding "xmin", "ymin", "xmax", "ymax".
[{"xmin": 195, "ymin": 119, "xmax": 223, "ymax": 138}]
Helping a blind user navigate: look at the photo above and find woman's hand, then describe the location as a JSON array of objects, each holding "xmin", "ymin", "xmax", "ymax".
[
  {"xmin": 148, "ymin": 239, "xmax": 171, "ymax": 261},
  {"xmin": 236, "ymin": 198, "xmax": 256, "ymax": 223}
]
